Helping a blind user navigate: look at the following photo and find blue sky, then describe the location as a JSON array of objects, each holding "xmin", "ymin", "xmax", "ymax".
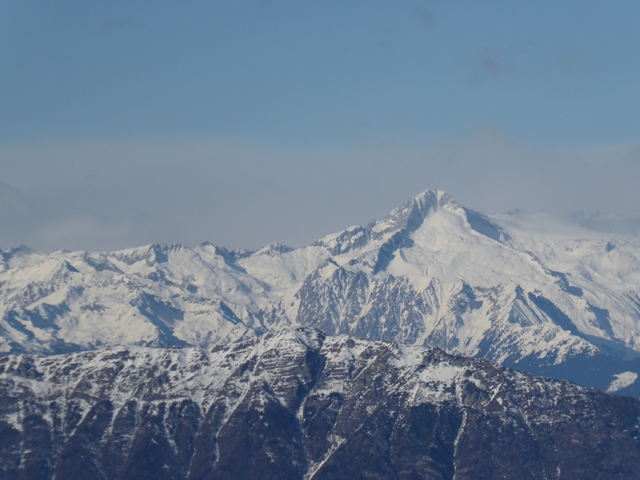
[{"xmin": 1, "ymin": 1, "xmax": 640, "ymax": 251}]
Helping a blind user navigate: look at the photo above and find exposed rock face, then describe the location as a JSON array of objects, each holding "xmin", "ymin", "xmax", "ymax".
[{"xmin": 1, "ymin": 329, "xmax": 639, "ymax": 480}]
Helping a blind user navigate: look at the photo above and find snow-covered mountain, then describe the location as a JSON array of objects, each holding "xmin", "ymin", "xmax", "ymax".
[
  {"xmin": 2, "ymin": 189, "xmax": 640, "ymax": 395},
  {"xmin": 2, "ymin": 328, "xmax": 639, "ymax": 479}
]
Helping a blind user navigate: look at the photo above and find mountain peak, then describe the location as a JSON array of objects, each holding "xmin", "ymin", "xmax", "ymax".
[
  {"xmin": 1, "ymin": 244, "xmax": 36, "ymax": 263},
  {"xmin": 412, "ymin": 188, "xmax": 455, "ymax": 206},
  {"xmin": 314, "ymin": 189, "xmax": 461, "ymax": 256},
  {"xmin": 254, "ymin": 243, "xmax": 295, "ymax": 256},
  {"xmin": 371, "ymin": 189, "xmax": 461, "ymax": 236},
  {"xmin": 406, "ymin": 188, "xmax": 460, "ymax": 214}
]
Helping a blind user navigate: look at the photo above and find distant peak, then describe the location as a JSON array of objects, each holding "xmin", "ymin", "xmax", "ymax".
[
  {"xmin": 149, "ymin": 243, "xmax": 185, "ymax": 252},
  {"xmin": 313, "ymin": 189, "xmax": 462, "ymax": 256},
  {"xmin": 391, "ymin": 189, "xmax": 461, "ymax": 219},
  {"xmin": 3, "ymin": 244, "xmax": 35, "ymax": 257},
  {"xmin": 407, "ymin": 189, "xmax": 458, "ymax": 209},
  {"xmin": 254, "ymin": 243, "xmax": 294, "ymax": 256},
  {"xmin": 373, "ymin": 189, "xmax": 461, "ymax": 235}
]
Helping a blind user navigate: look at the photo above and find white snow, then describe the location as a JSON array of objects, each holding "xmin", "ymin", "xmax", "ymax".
[
  {"xmin": 419, "ymin": 363, "xmax": 459, "ymax": 385},
  {"xmin": 606, "ymin": 371, "xmax": 638, "ymax": 393},
  {"xmin": 1, "ymin": 188, "xmax": 640, "ymax": 383}
]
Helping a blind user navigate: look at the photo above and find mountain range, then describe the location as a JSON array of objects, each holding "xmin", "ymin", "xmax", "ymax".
[{"xmin": 2, "ymin": 189, "xmax": 640, "ymax": 396}]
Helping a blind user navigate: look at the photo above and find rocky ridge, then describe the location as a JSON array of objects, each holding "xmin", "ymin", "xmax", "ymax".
[{"xmin": 1, "ymin": 328, "xmax": 640, "ymax": 480}]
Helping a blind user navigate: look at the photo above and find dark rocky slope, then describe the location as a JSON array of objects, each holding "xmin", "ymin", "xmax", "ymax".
[{"xmin": 1, "ymin": 328, "xmax": 639, "ymax": 479}]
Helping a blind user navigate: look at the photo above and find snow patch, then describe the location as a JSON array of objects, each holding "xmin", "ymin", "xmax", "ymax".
[
  {"xmin": 420, "ymin": 363, "xmax": 459, "ymax": 385},
  {"xmin": 606, "ymin": 371, "xmax": 638, "ymax": 393}
]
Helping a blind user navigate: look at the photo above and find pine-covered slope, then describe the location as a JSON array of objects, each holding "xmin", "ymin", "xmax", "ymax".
[
  {"xmin": 1, "ymin": 329, "xmax": 639, "ymax": 480},
  {"xmin": 2, "ymin": 190, "xmax": 640, "ymax": 394}
]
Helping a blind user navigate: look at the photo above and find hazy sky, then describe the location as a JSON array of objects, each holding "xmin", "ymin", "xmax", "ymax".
[{"xmin": 1, "ymin": 1, "xmax": 640, "ymax": 252}]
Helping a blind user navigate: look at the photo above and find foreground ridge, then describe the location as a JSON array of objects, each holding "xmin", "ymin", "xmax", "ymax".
[{"xmin": 1, "ymin": 328, "xmax": 639, "ymax": 479}]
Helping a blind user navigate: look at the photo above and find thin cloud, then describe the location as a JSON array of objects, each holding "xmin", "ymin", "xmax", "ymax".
[
  {"xmin": 0, "ymin": 182, "xmax": 38, "ymax": 250},
  {"xmin": 431, "ymin": 126, "xmax": 640, "ymax": 218},
  {"xmin": 32, "ymin": 215, "xmax": 143, "ymax": 253},
  {"xmin": 0, "ymin": 182, "xmax": 31, "ymax": 216},
  {"xmin": 2, "ymin": 133, "xmax": 640, "ymax": 253}
]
